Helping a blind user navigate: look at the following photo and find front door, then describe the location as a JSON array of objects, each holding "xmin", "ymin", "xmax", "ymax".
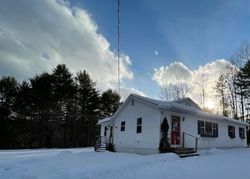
[{"xmin": 171, "ymin": 116, "xmax": 181, "ymax": 145}]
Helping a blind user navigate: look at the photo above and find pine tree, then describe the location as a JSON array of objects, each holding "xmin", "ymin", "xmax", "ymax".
[
  {"xmin": 241, "ymin": 60, "xmax": 250, "ymax": 121},
  {"xmin": 100, "ymin": 89, "xmax": 120, "ymax": 117},
  {"xmin": 51, "ymin": 64, "xmax": 76, "ymax": 147},
  {"xmin": 30, "ymin": 73, "xmax": 54, "ymax": 147},
  {"xmin": 234, "ymin": 71, "xmax": 248, "ymax": 121},
  {"xmin": 0, "ymin": 76, "xmax": 18, "ymax": 148},
  {"xmin": 76, "ymin": 70, "xmax": 100, "ymax": 146},
  {"xmin": 15, "ymin": 81, "xmax": 37, "ymax": 148},
  {"xmin": 159, "ymin": 117, "xmax": 170, "ymax": 153}
]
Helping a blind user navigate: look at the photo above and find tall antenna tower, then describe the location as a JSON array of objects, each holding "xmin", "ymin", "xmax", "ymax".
[{"xmin": 117, "ymin": 0, "xmax": 120, "ymax": 94}]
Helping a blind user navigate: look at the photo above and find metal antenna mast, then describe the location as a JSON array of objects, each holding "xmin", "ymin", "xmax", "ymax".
[{"xmin": 117, "ymin": 0, "xmax": 120, "ymax": 94}]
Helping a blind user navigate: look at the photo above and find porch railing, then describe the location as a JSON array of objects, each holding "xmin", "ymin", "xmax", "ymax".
[
  {"xmin": 94, "ymin": 136, "xmax": 107, "ymax": 151},
  {"xmin": 182, "ymin": 132, "xmax": 200, "ymax": 152}
]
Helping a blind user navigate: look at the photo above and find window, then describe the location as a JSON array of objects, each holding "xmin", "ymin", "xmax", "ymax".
[
  {"xmin": 198, "ymin": 120, "xmax": 218, "ymax": 137},
  {"xmin": 239, "ymin": 127, "xmax": 245, "ymax": 139},
  {"xmin": 205, "ymin": 122, "xmax": 212, "ymax": 135},
  {"xmin": 228, "ymin": 126, "xmax": 235, "ymax": 138},
  {"xmin": 110, "ymin": 126, "xmax": 113, "ymax": 138},
  {"xmin": 104, "ymin": 126, "xmax": 107, "ymax": 136},
  {"xmin": 137, "ymin": 117, "xmax": 142, "ymax": 133},
  {"xmin": 121, "ymin": 121, "xmax": 126, "ymax": 131}
]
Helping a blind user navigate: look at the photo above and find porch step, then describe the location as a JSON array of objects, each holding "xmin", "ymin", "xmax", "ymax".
[
  {"xmin": 96, "ymin": 144, "xmax": 106, "ymax": 152},
  {"xmin": 173, "ymin": 148, "xmax": 199, "ymax": 158},
  {"xmin": 179, "ymin": 153, "xmax": 199, "ymax": 158}
]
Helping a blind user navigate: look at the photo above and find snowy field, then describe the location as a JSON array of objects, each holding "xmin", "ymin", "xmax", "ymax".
[{"xmin": 0, "ymin": 148, "xmax": 250, "ymax": 179}]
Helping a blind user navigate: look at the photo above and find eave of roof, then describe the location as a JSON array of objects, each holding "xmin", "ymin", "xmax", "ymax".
[{"xmin": 98, "ymin": 94, "xmax": 249, "ymax": 126}]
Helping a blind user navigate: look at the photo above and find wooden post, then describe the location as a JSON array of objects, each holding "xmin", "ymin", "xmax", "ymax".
[{"xmin": 182, "ymin": 132, "xmax": 185, "ymax": 148}]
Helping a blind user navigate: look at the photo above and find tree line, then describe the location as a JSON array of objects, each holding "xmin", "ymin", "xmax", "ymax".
[
  {"xmin": 215, "ymin": 42, "xmax": 250, "ymax": 122},
  {"xmin": 0, "ymin": 64, "xmax": 120, "ymax": 149},
  {"xmin": 160, "ymin": 42, "xmax": 250, "ymax": 123}
]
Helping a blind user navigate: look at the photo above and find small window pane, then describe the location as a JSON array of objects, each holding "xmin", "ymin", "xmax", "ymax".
[
  {"xmin": 137, "ymin": 126, "xmax": 142, "ymax": 133},
  {"xmin": 205, "ymin": 122, "xmax": 212, "ymax": 135},
  {"xmin": 121, "ymin": 121, "xmax": 125, "ymax": 131},
  {"xmin": 136, "ymin": 118, "xmax": 142, "ymax": 133},
  {"xmin": 228, "ymin": 126, "xmax": 235, "ymax": 138},
  {"xmin": 239, "ymin": 127, "xmax": 245, "ymax": 139},
  {"xmin": 137, "ymin": 118, "xmax": 142, "ymax": 125}
]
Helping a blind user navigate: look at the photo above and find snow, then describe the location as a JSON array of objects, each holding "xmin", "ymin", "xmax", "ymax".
[
  {"xmin": 129, "ymin": 94, "xmax": 248, "ymax": 126},
  {"xmin": 97, "ymin": 117, "xmax": 112, "ymax": 124},
  {"xmin": 1, "ymin": 148, "xmax": 250, "ymax": 179}
]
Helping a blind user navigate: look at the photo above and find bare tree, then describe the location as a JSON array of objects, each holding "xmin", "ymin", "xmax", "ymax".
[
  {"xmin": 215, "ymin": 75, "xmax": 229, "ymax": 117},
  {"xmin": 195, "ymin": 71, "xmax": 208, "ymax": 108},
  {"xmin": 224, "ymin": 64, "xmax": 239, "ymax": 118},
  {"xmin": 231, "ymin": 41, "xmax": 250, "ymax": 68},
  {"xmin": 237, "ymin": 41, "xmax": 250, "ymax": 64},
  {"xmin": 161, "ymin": 82, "xmax": 191, "ymax": 102}
]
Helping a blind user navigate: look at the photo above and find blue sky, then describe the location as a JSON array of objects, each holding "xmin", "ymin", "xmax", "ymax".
[
  {"xmin": 0, "ymin": 0, "xmax": 250, "ymax": 102},
  {"xmin": 71, "ymin": 0, "xmax": 250, "ymax": 97}
]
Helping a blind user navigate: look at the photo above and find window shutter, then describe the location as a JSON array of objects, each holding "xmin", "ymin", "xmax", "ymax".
[
  {"xmin": 214, "ymin": 123, "xmax": 218, "ymax": 137},
  {"xmin": 233, "ymin": 126, "xmax": 235, "ymax": 138},
  {"xmin": 198, "ymin": 121, "xmax": 204, "ymax": 135},
  {"xmin": 197, "ymin": 121, "xmax": 201, "ymax": 134},
  {"xmin": 239, "ymin": 127, "xmax": 245, "ymax": 139},
  {"xmin": 228, "ymin": 126, "xmax": 235, "ymax": 138}
]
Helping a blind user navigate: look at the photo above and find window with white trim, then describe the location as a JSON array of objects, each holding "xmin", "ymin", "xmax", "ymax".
[
  {"xmin": 136, "ymin": 117, "xmax": 142, "ymax": 133},
  {"xmin": 198, "ymin": 120, "xmax": 218, "ymax": 137},
  {"xmin": 228, "ymin": 126, "xmax": 235, "ymax": 138},
  {"xmin": 121, "ymin": 121, "xmax": 126, "ymax": 131}
]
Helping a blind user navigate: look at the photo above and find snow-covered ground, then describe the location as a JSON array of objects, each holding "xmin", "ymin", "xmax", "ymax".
[{"xmin": 0, "ymin": 147, "xmax": 250, "ymax": 179}]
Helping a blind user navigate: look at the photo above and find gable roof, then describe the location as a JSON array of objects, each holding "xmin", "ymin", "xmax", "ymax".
[
  {"xmin": 98, "ymin": 94, "xmax": 249, "ymax": 126},
  {"xmin": 172, "ymin": 97, "xmax": 202, "ymax": 110}
]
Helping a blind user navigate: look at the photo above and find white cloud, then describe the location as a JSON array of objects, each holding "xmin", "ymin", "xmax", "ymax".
[
  {"xmin": 152, "ymin": 62, "xmax": 193, "ymax": 86},
  {"xmin": 152, "ymin": 59, "xmax": 233, "ymax": 109},
  {"xmin": 0, "ymin": 0, "xmax": 133, "ymax": 92}
]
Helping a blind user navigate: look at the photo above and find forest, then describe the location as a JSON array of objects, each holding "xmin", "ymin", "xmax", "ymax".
[{"xmin": 0, "ymin": 64, "xmax": 120, "ymax": 149}]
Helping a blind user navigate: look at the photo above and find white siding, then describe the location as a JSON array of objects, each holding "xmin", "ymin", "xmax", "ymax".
[
  {"xmin": 100, "ymin": 97, "xmax": 247, "ymax": 155},
  {"xmin": 100, "ymin": 121, "xmax": 113, "ymax": 142},
  {"xmin": 113, "ymin": 99, "xmax": 161, "ymax": 154},
  {"xmin": 163, "ymin": 111, "xmax": 247, "ymax": 149}
]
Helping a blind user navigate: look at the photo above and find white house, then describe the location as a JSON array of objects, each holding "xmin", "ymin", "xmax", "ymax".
[{"xmin": 97, "ymin": 94, "xmax": 248, "ymax": 155}]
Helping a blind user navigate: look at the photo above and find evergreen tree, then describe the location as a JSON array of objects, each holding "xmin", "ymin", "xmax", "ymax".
[
  {"xmin": 15, "ymin": 81, "xmax": 36, "ymax": 148},
  {"xmin": 0, "ymin": 76, "xmax": 17, "ymax": 112},
  {"xmin": 0, "ymin": 65, "xmax": 120, "ymax": 149},
  {"xmin": 234, "ymin": 71, "xmax": 248, "ymax": 121},
  {"xmin": 100, "ymin": 89, "xmax": 120, "ymax": 117},
  {"xmin": 0, "ymin": 76, "xmax": 18, "ymax": 148},
  {"xmin": 76, "ymin": 70, "xmax": 100, "ymax": 146},
  {"xmin": 51, "ymin": 64, "xmax": 76, "ymax": 147},
  {"xmin": 30, "ymin": 73, "xmax": 54, "ymax": 147},
  {"xmin": 241, "ymin": 60, "xmax": 250, "ymax": 121},
  {"xmin": 159, "ymin": 117, "xmax": 170, "ymax": 153}
]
